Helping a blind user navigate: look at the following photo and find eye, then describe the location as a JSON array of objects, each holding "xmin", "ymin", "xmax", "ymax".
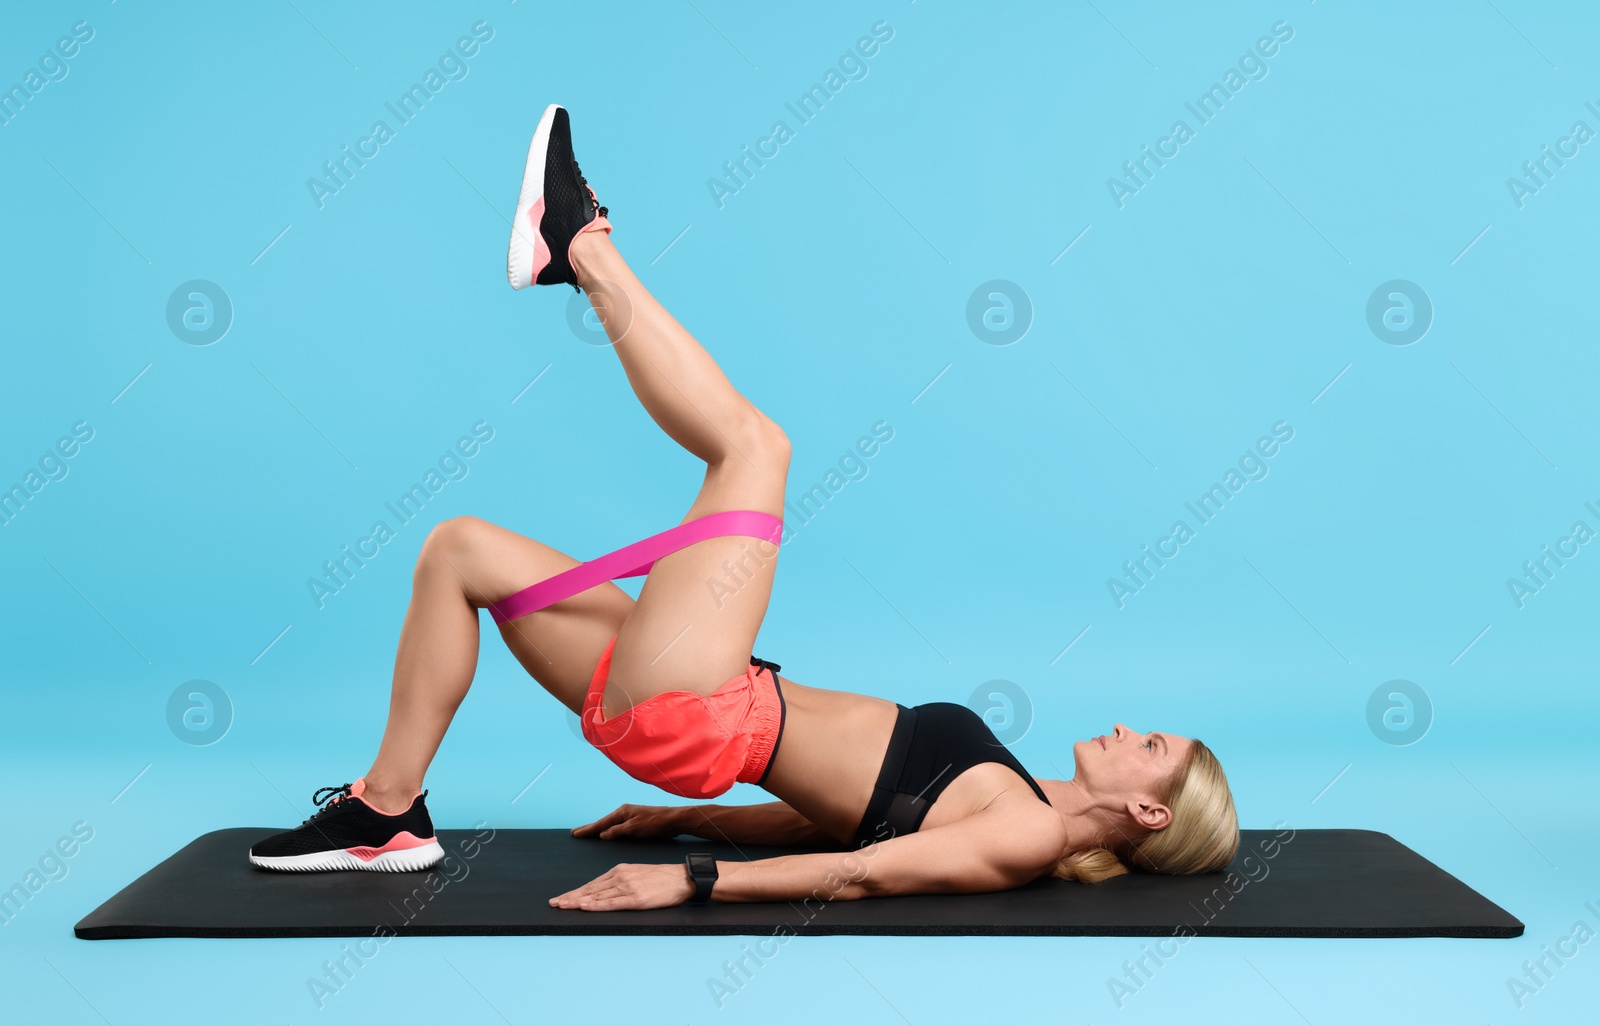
[{"xmin": 1143, "ymin": 738, "xmax": 1154, "ymax": 753}]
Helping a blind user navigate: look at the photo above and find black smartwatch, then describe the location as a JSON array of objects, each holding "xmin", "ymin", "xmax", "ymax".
[{"xmin": 685, "ymin": 853, "xmax": 718, "ymax": 904}]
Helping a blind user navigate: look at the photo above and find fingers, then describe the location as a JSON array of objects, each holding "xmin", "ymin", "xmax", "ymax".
[
  {"xmin": 550, "ymin": 873, "xmax": 629, "ymax": 910},
  {"xmin": 549, "ymin": 864, "xmax": 676, "ymax": 912},
  {"xmin": 570, "ymin": 894, "xmax": 632, "ymax": 912},
  {"xmin": 571, "ymin": 804, "xmax": 635, "ymax": 837},
  {"xmin": 551, "ymin": 866, "xmax": 619, "ymax": 899},
  {"xmin": 550, "ymin": 887, "xmax": 623, "ymax": 908},
  {"xmin": 570, "ymin": 808, "xmax": 624, "ymax": 837},
  {"xmin": 598, "ymin": 821, "xmax": 637, "ymax": 840},
  {"xmin": 569, "ymin": 817, "xmax": 607, "ymax": 838}
]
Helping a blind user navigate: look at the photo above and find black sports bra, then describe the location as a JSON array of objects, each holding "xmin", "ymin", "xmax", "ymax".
[{"xmin": 851, "ymin": 702, "xmax": 1052, "ymax": 850}]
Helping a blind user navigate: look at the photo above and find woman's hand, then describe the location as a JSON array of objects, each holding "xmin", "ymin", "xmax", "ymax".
[
  {"xmin": 571, "ymin": 803, "xmax": 688, "ymax": 841},
  {"xmin": 549, "ymin": 862, "xmax": 696, "ymax": 912}
]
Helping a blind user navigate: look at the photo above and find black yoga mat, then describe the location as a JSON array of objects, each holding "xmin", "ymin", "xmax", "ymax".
[{"xmin": 75, "ymin": 827, "xmax": 1523, "ymax": 940}]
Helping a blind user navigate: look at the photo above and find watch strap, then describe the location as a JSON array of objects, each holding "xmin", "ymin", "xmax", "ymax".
[{"xmin": 685, "ymin": 852, "xmax": 718, "ymax": 904}]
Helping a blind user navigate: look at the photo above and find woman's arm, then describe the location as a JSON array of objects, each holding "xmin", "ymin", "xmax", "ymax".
[
  {"xmin": 571, "ymin": 801, "xmax": 835, "ymax": 847},
  {"xmin": 681, "ymin": 802, "xmax": 836, "ymax": 847},
  {"xmin": 713, "ymin": 802, "xmax": 1064, "ymax": 902},
  {"xmin": 551, "ymin": 802, "xmax": 1066, "ymax": 911}
]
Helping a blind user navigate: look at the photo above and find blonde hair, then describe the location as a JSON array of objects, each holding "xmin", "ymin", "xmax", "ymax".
[{"xmin": 1052, "ymin": 739, "xmax": 1238, "ymax": 884}]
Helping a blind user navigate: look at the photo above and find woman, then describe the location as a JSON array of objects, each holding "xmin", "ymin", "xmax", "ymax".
[{"xmin": 249, "ymin": 105, "xmax": 1239, "ymax": 909}]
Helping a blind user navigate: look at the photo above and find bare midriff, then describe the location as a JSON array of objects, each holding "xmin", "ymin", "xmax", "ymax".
[
  {"xmin": 761, "ymin": 675, "xmax": 1055, "ymax": 848},
  {"xmin": 757, "ymin": 677, "xmax": 897, "ymax": 845}
]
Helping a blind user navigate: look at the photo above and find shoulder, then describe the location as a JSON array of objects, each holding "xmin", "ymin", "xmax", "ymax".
[
  {"xmin": 956, "ymin": 764, "xmax": 1067, "ymax": 874},
  {"xmin": 1001, "ymin": 781, "xmax": 1068, "ymax": 862}
]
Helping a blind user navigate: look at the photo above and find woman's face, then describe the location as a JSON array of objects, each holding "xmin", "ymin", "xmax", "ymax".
[{"xmin": 1073, "ymin": 723, "xmax": 1193, "ymax": 809}]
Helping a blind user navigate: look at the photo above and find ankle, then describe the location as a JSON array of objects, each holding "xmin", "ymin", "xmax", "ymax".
[
  {"xmin": 360, "ymin": 777, "xmax": 417, "ymax": 816},
  {"xmin": 569, "ymin": 228, "xmax": 614, "ymax": 289}
]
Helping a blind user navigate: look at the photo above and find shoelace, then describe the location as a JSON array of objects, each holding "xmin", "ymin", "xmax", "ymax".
[
  {"xmin": 298, "ymin": 782, "xmax": 355, "ymax": 825},
  {"xmin": 574, "ymin": 160, "xmax": 608, "ymax": 219}
]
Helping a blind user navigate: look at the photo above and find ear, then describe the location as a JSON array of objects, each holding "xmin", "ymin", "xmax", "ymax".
[{"xmin": 1126, "ymin": 798, "xmax": 1173, "ymax": 832}]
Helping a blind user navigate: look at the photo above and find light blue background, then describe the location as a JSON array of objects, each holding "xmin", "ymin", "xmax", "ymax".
[{"xmin": 2, "ymin": 0, "xmax": 1597, "ymax": 1022}]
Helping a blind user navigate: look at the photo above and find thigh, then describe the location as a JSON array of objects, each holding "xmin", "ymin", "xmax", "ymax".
[
  {"xmin": 607, "ymin": 454, "xmax": 786, "ymax": 710},
  {"xmin": 431, "ymin": 516, "xmax": 633, "ymax": 715}
]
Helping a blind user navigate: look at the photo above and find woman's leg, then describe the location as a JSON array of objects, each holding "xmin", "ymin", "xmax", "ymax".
[
  {"xmin": 363, "ymin": 227, "xmax": 788, "ymax": 810},
  {"xmin": 359, "ymin": 516, "xmax": 632, "ymax": 813},
  {"xmin": 568, "ymin": 230, "xmax": 791, "ymax": 712}
]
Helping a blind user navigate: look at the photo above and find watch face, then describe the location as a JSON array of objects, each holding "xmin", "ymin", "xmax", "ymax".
[{"xmin": 687, "ymin": 854, "xmax": 717, "ymax": 902}]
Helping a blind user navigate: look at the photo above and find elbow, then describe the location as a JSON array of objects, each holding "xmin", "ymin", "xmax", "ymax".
[
  {"xmin": 857, "ymin": 872, "xmax": 894, "ymax": 899},
  {"xmin": 799, "ymin": 824, "xmax": 838, "ymax": 848},
  {"xmin": 844, "ymin": 856, "xmax": 895, "ymax": 899}
]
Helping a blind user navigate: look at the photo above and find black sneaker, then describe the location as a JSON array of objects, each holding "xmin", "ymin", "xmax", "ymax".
[
  {"xmin": 507, "ymin": 103, "xmax": 611, "ymax": 292},
  {"xmin": 248, "ymin": 778, "xmax": 444, "ymax": 872}
]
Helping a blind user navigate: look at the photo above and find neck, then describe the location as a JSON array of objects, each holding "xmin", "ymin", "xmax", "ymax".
[{"xmin": 1038, "ymin": 777, "xmax": 1129, "ymax": 856}]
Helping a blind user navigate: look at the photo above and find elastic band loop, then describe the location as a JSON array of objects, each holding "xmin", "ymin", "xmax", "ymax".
[{"xmin": 488, "ymin": 510, "xmax": 783, "ymax": 625}]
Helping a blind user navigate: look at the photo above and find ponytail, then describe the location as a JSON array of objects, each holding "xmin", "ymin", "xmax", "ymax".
[{"xmin": 1052, "ymin": 846, "xmax": 1131, "ymax": 884}]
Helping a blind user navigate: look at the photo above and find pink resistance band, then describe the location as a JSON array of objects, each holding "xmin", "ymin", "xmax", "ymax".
[{"xmin": 487, "ymin": 509, "xmax": 784, "ymax": 626}]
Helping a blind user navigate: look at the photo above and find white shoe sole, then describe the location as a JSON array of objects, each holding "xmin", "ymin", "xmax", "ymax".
[
  {"xmin": 248, "ymin": 839, "xmax": 446, "ymax": 873},
  {"xmin": 507, "ymin": 103, "xmax": 561, "ymax": 291}
]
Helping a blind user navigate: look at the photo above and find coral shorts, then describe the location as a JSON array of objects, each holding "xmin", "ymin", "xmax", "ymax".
[{"xmin": 580, "ymin": 635, "xmax": 786, "ymax": 799}]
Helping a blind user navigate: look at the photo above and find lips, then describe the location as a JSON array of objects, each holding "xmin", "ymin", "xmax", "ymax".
[{"xmin": 1097, "ymin": 735, "xmax": 1106, "ymax": 749}]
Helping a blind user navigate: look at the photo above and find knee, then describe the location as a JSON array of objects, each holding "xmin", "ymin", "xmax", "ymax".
[
  {"xmin": 418, "ymin": 515, "xmax": 494, "ymax": 573},
  {"xmin": 738, "ymin": 411, "xmax": 791, "ymax": 467}
]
